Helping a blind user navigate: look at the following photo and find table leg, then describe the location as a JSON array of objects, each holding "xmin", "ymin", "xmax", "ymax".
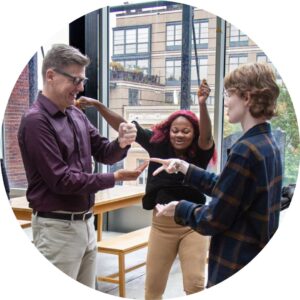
[
  {"xmin": 118, "ymin": 253, "xmax": 126, "ymax": 297},
  {"xmin": 97, "ymin": 212, "xmax": 103, "ymax": 241}
]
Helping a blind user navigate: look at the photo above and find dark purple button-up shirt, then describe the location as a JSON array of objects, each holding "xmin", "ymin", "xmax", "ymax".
[{"xmin": 18, "ymin": 92, "xmax": 128, "ymax": 212}]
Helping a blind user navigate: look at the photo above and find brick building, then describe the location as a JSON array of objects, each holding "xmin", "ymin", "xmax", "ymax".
[{"xmin": 3, "ymin": 55, "xmax": 37, "ymax": 193}]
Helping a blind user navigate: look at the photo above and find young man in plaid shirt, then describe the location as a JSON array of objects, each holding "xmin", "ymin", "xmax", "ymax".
[{"xmin": 151, "ymin": 62, "xmax": 282, "ymax": 287}]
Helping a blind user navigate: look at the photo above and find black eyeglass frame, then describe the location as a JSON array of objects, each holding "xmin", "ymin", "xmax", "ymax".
[{"xmin": 53, "ymin": 68, "xmax": 88, "ymax": 86}]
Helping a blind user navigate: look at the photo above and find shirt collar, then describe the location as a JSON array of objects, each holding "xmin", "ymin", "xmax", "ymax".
[
  {"xmin": 237, "ymin": 122, "xmax": 271, "ymax": 143},
  {"xmin": 37, "ymin": 91, "xmax": 65, "ymax": 117}
]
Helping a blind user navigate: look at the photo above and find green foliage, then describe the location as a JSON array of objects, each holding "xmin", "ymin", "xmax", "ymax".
[
  {"xmin": 271, "ymin": 86, "xmax": 299, "ymax": 148},
  {"xmin": 271, "ymin": 85, "xmax": 300, "ymax": 184},
  {"xmin": 110, "ymin": 61, "xmax": 124, "ymax": 71}
]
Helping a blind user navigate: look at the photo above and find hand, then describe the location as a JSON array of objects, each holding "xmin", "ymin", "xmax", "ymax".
[
  {"xmin": 150, "ymin": 158, "xmax": 189, "ymax": 176},
  {"xmin": 74, "ymin": 97, "xmax": 99, "ymax": 109},
  {"xmin": 155, "ymin": 201, "xmax": 179, "ymax": 217},
  {"xmin": 114, "ymin": 160, "xmax": 148, "ymax": 181},
  {"xmin": 197, "ymin": 79, "xmax": 211, "ymax": 105},
  {"xmin": 118, "ymin": 122, "xmax": 137, "ymax": 148}
]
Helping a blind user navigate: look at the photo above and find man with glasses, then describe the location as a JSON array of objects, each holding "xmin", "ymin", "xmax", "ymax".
[{"xmin": 18, "ymin": 44, "xmax": 145, "ymax": 288}]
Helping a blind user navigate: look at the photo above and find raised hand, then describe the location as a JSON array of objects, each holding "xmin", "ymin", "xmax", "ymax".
[
  {"xmin": 74, "ymin": 97, "xmax": 99, "ymax": 109},
  {"xmin": 118, "ymin": 122, "xmax": 137, "ymax": 148},
  {"xmin": 197, "ymin": 79, "xmax": 211, "ymax": 105},
  {"xmin": 114, "ymin": 160, "xmax": 149, "ymax": 181},
  {"xmin": 150, "ymin": 158, "xmax": 189, "ymax": 176}
]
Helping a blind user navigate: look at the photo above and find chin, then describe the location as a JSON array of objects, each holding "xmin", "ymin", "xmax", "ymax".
[{"xmin": 174, "ymin": 145, "xmax": 189, "ymax": 151}]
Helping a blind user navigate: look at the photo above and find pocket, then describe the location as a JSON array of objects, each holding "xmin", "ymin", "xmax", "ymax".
[{"xmin": 41, "ymin": 218, "xmax": 72, "ymax": 232}]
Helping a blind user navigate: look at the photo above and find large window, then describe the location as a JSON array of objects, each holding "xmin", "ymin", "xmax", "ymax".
[
  {"xmin": 129, "ymin": 88, "xmax": 139, "ymax": 106},
  {"xmin": 229, "ymin": 24, "xmax": 248, "ymax": 47},
  {"xmin": 137, "ymin": 159, "xmax": 148, "ymax": 185},
  {"xmin": 256, "ymin": 53, "xmax": 283, "ymax": 89},
  {"xmin": 166, "ymin": 19, "xmax": 208, "ymax": 50},
  {"xmin": 191, "ymin": 56, "xmax": 208, "ymax": 81},
  {"xmin": 166, "ymin": 56, "xmax": 208, "ymax": 84},
  {"xmin": 166, "ymin": 22, "xmax": 182, "ymax": 50},
  {"xmin": 113, "ymin": 26, "xmax": 150, "ymax": 55},
  {"xmin": 108, "ymin": 4, "xmax": 299, "ymax": 190},
  {"xmin": 192, "ymin": 20, "xmax": 209, "ymax": 48},
  {"xmin": 114, "ymin": 58, "xmax": 150, "ymax": 74},
  {"xmin": 166, "ymin": 58, "xmax": 181, "ymax": 83},
  {"xmin": 228, "ymin": 54, "xmax": 248, "ymax": 72}
]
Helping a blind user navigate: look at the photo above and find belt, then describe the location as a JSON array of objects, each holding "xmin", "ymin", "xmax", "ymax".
[{"xmin": 33, "ymin": 210, "xmax": 93, "ymax": 221}]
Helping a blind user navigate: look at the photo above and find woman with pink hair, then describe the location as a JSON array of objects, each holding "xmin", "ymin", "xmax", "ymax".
[{"xmin": 77, "ymin": 79, "xmax": 216, "ymax": 299}]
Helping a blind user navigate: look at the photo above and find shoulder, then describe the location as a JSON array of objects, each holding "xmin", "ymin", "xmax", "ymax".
[
  {"xmin": 132, "ymin": 120, "xmax": 153, "ymax": 140},
  {"xmin": 21, "ymin": 104, "xmax": 50, "ymax": 127},
  {"xmin": 191, "ymin": 142, "xmax": 215, "ymax": 166},
  {"xmin": 132, "ymin": 120, "xmax": 152, "ymax": 133},
  {"xmin": 68, "ymin": 105, "xmax": 88, "ymax": 120},
  {"xmin": 231, "ymin": 135, "xmax": 267, "ymax": 162}
]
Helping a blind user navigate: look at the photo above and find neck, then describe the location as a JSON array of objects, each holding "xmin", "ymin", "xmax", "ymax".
[
  {"xmin": 174, "ymin": 149, "xmax": 187, "ymax": 159},
  {"xmin": 42, "ymin": 87, "xmax": 66, "ymax": 112},
  {"xmin": 241, "ymin": 114, "xmax": 267, "ymax": 132}
]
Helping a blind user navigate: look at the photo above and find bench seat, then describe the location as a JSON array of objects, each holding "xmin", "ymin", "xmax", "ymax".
[{"xmin": 97, "ymin": 226, "xmax": 151, "ymax": 297}]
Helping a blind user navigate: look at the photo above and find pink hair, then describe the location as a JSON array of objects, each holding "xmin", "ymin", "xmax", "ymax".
[{"xmin": 150, "ymin": 110, "xmax": 217, "ymax": 165}]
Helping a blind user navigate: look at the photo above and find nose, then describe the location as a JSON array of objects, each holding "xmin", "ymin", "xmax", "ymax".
[
  {"xmin": 77, "ymin": 82, "xmax": 85, "ymax": 92},
  {"xmin": 176, "ymin": 131, "xmax": 184, "ymax": 137},
  {"xmin": 224, "ymin": 98, "xmax": 228, "ymax": 108}
]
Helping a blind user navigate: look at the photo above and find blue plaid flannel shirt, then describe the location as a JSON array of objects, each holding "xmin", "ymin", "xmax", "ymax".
[{"xmin": 175, "ymin": 122, "xmax": 283, "ymax": 287}]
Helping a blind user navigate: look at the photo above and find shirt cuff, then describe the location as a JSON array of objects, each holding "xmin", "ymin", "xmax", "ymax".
[
  {"xmin": 96, "ymin": 173, "xmax": 115, "ymax": 190},
  {"xmin": 115, "ymin": 138, "xmax": 131, "ymax": 151},
  {"xmin": 174, "ymin": 200, "xmax": 197, "ymax": 226}
]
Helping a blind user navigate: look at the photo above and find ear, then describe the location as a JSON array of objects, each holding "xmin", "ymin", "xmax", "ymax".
[
  {"xmin": 45, "ymin": 69, "xmax": 55, "ymax": 83},
  {"xmin": 244, "ymin": 91, "xmax": 251, "ymax": 107}
]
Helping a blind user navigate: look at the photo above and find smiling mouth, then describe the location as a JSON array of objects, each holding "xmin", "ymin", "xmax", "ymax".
[{"xmin": 70, "ymin": 93, "xmax": 77, "ymax": 99}]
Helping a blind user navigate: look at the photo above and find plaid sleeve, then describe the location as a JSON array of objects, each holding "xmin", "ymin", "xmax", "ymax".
[{"xmin": 175, "ymin": 153, "xmax": 256, "ymax": 235}]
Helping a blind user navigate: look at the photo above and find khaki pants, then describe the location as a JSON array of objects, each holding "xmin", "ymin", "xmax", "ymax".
[
  {"xmin": 32, "ymin": 214, "xmax": 97, "ymax": 288},
  {"xmin": 145, "ymin": 212, "xmax": 209, "ymax": 300}
]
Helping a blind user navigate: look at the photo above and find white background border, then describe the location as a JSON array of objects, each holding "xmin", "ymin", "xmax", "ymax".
[{"xmin": 0, "ymin": 0, "xmax": 299, "ymax": 299}]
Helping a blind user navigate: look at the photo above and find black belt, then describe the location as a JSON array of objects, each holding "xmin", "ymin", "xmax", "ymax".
[{"xmin": 33, "ymin": 210, "xmax": 93, "ymax": 221}]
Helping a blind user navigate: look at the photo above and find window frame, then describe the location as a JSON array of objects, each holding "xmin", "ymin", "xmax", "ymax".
[{"xmin": 229, "ymin": 24, "xmax": 248, "ymax": 47}]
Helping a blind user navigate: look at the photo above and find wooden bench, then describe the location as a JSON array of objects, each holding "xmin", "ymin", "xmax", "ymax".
[{"xmin": 96, "ymin": 226, "xmax": 151, "ymax": 298}]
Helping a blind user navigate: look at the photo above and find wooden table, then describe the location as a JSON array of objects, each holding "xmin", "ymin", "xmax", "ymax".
[{"xmin": 10, "ymin": 185, "xmax": 145, "ymax": 241}]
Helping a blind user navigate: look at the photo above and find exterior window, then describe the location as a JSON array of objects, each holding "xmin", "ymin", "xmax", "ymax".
[
  {"xmin": 166, "ymin": 57, "xmax": 208, "ymax": 84},
  {"xmin": 114, "ymin": 30, "xmax": 125, "ymax": 55},
  {"xmin": 191, "ymin": 93, "xmax": 214, "ymax": 106},
  {"xmin": 229, "ymin": 25, "xmax": 248, "ymax": 47},
  {"xmin": 117, "ymin": 59, "xmax": 149, "ymax": 75},
  {"xmin": 191, "ymin": 56, "xmax": 208, "ymax": 81},
  {"xmin": 129, "ymin": 89, "xmax": 139, "ymax": 106},
  {"xmin": 113, "ymin": 26, "xmax": 150, "ymax": 55},
  {"xmin": 166, "ymin": 23, "xmax": 182, "ymax": 50},
  {"xmin": 165, "ymin": 92, "xmax": 174, "ymax": 104},
  {"xmin": 228, "ymin": 55, "xmax": 248, "ymax": 72},
  {"xmin": 256, "ymin": 53, "xmax": 270, "ymax": 63},
  {"xmin": 166, "ymin": 58, "xmax": 181, "ymax": 83},
  {"xmin": 137, "ymin": 159, "xmax": 148, "ymax": 185},
  {"xmin": 192, "ymin": 20, "xmax": 209, "ymax": 48},
  {"xmin": 256, "ymin": 53, "xmax": 282, "ymax": 83}
]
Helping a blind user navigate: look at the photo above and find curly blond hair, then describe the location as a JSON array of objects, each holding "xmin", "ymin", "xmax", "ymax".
[{"xmin": 224, "ymin": 63, "xmax": 280, "ymax": 119}]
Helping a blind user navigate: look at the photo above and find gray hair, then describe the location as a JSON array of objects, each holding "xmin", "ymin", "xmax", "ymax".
[{"xmin": 42, "ymin": 44, "xmax": 90, "ymax": 81}]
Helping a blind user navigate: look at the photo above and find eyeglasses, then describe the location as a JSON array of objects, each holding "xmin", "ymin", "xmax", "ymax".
[
  {"xmin": 53, "ymin": 69, "xmax": 88, "ymax": 86},
  {"xmin": 223, "ymin": 89, "xmax": 230, "ymax": 98}
]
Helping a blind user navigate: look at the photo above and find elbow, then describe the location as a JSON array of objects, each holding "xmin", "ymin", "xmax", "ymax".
[{"xmin": 48, "ymin": 173, "xmax": 81, "ymax": 194}]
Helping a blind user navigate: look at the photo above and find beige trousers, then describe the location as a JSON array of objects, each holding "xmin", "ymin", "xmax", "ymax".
[
  {"xmin": 145, "ymin": 211, "xmax": 209, "ymax": 300},
  {"xmin": 32, "ymin": 214, "xmax": 97, "ymax": 288}
]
